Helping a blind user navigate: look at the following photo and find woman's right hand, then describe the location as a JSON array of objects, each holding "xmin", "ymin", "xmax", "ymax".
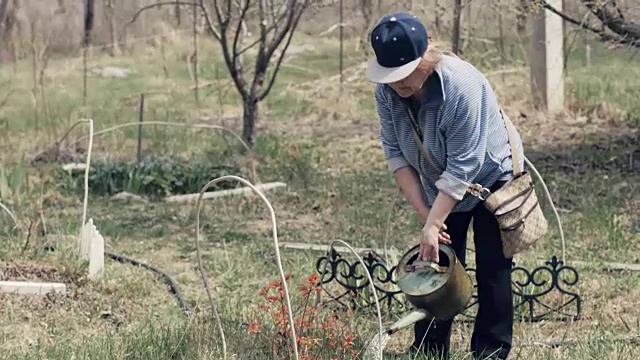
[
  {"xmin": 419, "ymin": 223, "xmax": 451, "ymax": 262},
  {"xmin": 420, "ymin": 210, "xmax": 450, "ymax": 244}
]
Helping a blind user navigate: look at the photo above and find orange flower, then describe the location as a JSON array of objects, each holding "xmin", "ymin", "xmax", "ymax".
[
  {"xmin": 247, "ymin": 320, "xmax": 262, "ymax": 334},
  {"xmin": 306, "ymin": 273, "xmax": 319, "ymax": 284},
  {"xmin": 341, "ymin": 335, "xmax": 355, "ymax": 349}
]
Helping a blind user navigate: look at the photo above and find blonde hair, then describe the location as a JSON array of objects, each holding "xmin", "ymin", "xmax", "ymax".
[{"xmin": 417, "ymin": 39, "xmax": 445, "ymax": 73}]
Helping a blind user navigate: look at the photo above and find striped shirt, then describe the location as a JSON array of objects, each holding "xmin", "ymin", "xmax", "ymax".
[{"xmin": 376, "ymin": 54, "xmax": 525, "ymax": 213}]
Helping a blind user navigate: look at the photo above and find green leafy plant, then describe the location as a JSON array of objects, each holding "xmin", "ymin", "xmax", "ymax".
[{"xmin": 56, "ymin": 155, "xmax": 245, "ymax": 199}]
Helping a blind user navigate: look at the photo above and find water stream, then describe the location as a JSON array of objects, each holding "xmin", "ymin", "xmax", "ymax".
[
  {"xmin": 363, "ymin": 309, "xmax": 430, "ymax": 359},
  {"xmin": 363, "ymin": 332, "xmax": 392, "ymax": 359}
]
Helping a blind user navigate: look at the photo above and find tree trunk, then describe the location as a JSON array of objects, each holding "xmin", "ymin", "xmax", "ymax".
[
  {"xmin": 242, "ymin": 98, "xmax": 258, "ymax": 147},
  {"xmin": 105, "ymin": 0, "xmax": 119, "ymax": 57},
  {"xmin": 434, "ymin": 0, "xmax": 441, "ymax": 37},
  {"xmin": 174, "ymin": 2, "xmax": 181, "ymax": 26},
  {"xmin": 0, "ymin": 0, "xmax": 10, "ymax": 62},
  {"xmin": 451, "ymin": 0, "xmax": 463, "ymax": 54},
  {"xmin": 0, "ymin": 0, "xmax": 9, "ymax": 26},
  {"xmin": 358, "ymin": 0, "xmax": 371, "ymax": 60}
]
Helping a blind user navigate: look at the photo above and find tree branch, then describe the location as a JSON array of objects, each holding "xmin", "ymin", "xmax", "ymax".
[
  {"xmin": 198, "ymin": 0, "xmax": 222, "ymax": 40},
  {"xmin": 128, "ymin": 1, "xmax": 198, "ymax": 26},
  {"xmin": 249, "ymin": 0, "xmax": 269, "ymax": 99},
  {"xmin": 258, "ymin": 0, "xmax": 308, "ymax": 100},
  {"xmin": 200, "ymin": 0, "xmax": 249, "ymax": 99},
  {"xmin": 232, "ymin": 0, "xmax": 252, "ymax": 63},
  {"xmin": 581, "ymin": 0, "xmax": 640, "ymax": 44},
  {"xmin": 264, "ymin": 0, "xmax": 298, "ymax": 63},
  {"xmin": 235, "ymin": 11, "xmax": 288, "ymax": 57},
  {"xmin": 541, "ymin": 0, "xmax": 639, "ymax": 47}
]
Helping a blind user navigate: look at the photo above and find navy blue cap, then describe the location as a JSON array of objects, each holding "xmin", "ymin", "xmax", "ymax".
[{"xmin": 366, "ymin": 12, "xmax": 429, "ymax": 84}]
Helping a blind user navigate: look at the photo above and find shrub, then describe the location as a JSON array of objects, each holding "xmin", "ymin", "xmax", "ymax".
[{"xmin": 56, "ymin": 155, "xmax": 244, "ymax": 199}]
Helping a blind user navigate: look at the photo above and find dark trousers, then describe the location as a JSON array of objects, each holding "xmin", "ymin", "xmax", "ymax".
[{"xmin": 411, "ymin": 182, "xmax": 514, "ymax": 360}]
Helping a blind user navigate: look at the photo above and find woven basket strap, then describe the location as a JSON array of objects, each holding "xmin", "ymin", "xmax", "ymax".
[{"xmin": 500, "ymin": 108, "xmax": 522, "ymax": 175}]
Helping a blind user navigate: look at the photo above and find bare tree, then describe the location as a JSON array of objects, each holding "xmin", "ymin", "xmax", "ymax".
[
  {"xmin": 198, "ymin": 0, "xmax": 311, "ymax": 146},
  {"xmin": 130, "ymin": 0, "xmax": 311, "ymax": 146}
]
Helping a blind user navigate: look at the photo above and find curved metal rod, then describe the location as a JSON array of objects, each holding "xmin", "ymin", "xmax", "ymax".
[
  {"xmin": 74, "ymin": 119, "xmax": 95, "ymax": 230},
  {"xmin": 194, "ymin": 175, "xmax": 298, "ymax": 360},
  {"xmin": 66, "ymin": 121, "xmax": 259, "ymax": 184},
  {"xmin": 524, "ymin": 156, "xmax": 566, "ymax": 264},
  {"xmin": 328, "ymin": 239, "xmax": 384, "ymax": 360},
  {"xmin": 53, "ymin": 118, "xmax": 95, "ymax": 230},
  {"xmin": 0, "ymin": 201, "xmax": 18, "ymax": 230},
  {"xmin": 55, "ymin": 117, "xmax": 89, "ymax": 148}
]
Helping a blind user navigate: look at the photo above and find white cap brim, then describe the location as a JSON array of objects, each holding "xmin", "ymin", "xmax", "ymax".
[{"xmin": 365, "ymin": 57, "xmax": 421, "ymax": 84}]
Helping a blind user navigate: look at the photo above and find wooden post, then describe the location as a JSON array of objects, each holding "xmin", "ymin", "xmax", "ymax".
[
  {"xmin": 339, "ymin": 0, "xmax": 343, "ymax": 90},
  {"xmin": 529, "ymin": 0, "xmax": 565, "ymax": 114},
  {"xmin": 137, "ymin": 93, "xmax": 145, "ymax": 162}
]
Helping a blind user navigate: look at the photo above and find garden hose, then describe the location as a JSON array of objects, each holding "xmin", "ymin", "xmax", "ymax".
[
  {"xmin": 41, "ymin": 244, "xmax": 192, "ymax": 318},
  {"xmin": 104, "ymin": 250, "xmax": 192, "ymax": 317}
]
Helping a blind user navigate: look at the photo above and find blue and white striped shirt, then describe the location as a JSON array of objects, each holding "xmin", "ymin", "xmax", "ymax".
[{"xmin": 376, "ymin": 54, "xmax": 525, "ymax": 213}]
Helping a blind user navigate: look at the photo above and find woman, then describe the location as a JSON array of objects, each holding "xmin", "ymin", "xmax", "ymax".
[{"xmin": 366, "ymin": 12, "xmax": 524, "ymax": 360}]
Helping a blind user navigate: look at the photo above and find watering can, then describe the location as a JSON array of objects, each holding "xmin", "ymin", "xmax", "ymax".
[
  {"xmin": 392, "ymin": 244, "xmax": 473, "ymax": 326},
  {"xmin": 368, "ymin": 243, "xmax": 474, "ymax": 356}
]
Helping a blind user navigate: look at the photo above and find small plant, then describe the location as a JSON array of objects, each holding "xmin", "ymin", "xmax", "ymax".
[
  {"xmin": 55, "ymin": 155, "xmax": 244, "ymax": 199},
  {"xmin": 0, "ymin": 154, "xmax": 30, "ymax": 205},
  {"xmin": 245, "ymin": 273, "xmax": 362, "ymax": 360}
]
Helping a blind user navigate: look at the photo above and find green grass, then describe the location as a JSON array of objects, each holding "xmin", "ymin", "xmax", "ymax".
[{"xmin": 0, "ymin": 30, "xmax": 639, "ymax": 360}]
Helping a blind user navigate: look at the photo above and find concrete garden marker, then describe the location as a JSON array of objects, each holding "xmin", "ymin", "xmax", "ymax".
[
  {"xmin": 79, "ymin": 218, "xmax": 105, "ymax": 279},
  {"xmin": 0, "ymin": 281, "xmax": 67, "ymax": 295},
  {"xmin": 164, "ymin": 181, "xmax": 287, "ymax": 204},
  {"xmin": 62, "ymin": 163, "xmax": 88, "ymax": 172}
]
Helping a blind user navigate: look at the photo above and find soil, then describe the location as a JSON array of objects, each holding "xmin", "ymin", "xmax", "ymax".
[{"xmin": 0, "ymin": 262, "xmax": 83, "ymax": 284}]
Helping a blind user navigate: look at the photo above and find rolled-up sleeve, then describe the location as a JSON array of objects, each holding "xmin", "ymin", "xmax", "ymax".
[
  {"xmin": 435, "ymin": 83, "xmax": 488, "ymax": 200},
  {"xmin": 376, "ymin": 86, "xmax": 409, "ymax": 173}
]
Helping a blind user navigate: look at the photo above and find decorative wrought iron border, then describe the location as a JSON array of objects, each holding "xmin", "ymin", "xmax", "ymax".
[{"xmin": 315, "ymin": 249, "xmax": 581, "ymax": 322}]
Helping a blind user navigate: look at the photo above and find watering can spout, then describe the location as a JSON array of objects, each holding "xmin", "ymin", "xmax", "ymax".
[{"xmin": 385, "ymin": 309, "xmax": 430, "ymax": 335}]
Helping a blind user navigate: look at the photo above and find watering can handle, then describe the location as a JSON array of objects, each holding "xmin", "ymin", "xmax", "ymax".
[{"xmin": 404, "ymin": 261, "xmax": 445, "ymax": 273}]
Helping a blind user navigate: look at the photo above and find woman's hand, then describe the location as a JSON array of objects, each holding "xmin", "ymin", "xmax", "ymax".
[{"xmin": 419, "ymin": 223, "xmax": 451, "ymax": 263}]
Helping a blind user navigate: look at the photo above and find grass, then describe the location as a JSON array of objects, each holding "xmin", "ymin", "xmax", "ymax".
[{"xmin": 0, "ymin": 29, "xmax": 638, "ymax": 360}]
